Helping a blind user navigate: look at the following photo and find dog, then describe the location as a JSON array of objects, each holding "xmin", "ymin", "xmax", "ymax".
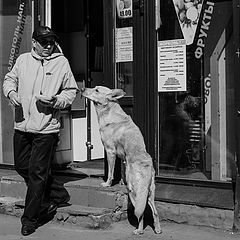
[{"xmin": 81, "ymin": 86, "xmax": 162, "ymax": 235}]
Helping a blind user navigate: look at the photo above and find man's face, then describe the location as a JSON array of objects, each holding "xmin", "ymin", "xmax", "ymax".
[{"xmin": 32, "ymin": 37, "xmax": 55, "ymax": 57}]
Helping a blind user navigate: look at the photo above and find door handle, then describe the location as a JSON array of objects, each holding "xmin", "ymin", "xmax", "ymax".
[{"xmin": 236, "ymin": 49, "xmax": 240, "ymax": 59}]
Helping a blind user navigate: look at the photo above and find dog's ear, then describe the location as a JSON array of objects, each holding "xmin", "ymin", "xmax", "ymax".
[{"xmin": 107, "ymin": 89, "xmax": 126, "ymax": 101}]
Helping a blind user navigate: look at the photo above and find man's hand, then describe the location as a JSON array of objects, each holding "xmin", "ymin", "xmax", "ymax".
[
  {"xmin": 9, "ymin": 91, "xmax": 21, "ymax": 107},
  {"xmin": 36, "ymin": 95, "xmax": 57, "ymax": 107}
]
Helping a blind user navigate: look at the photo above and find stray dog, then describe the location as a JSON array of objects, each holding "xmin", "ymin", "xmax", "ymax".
[{"xmin": 81, "ymin": 86, "xmax": 162, "ymax": 235}]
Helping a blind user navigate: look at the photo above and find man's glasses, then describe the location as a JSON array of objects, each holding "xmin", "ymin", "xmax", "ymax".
[{"xmin": 37, "ymin": 40, "xmax": 55, "ymax": 48}]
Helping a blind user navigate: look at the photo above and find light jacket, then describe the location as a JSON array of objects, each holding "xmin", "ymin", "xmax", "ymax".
[{"xmin": 3, "ymin": 46, "xmax": 79, "ymax": 134}]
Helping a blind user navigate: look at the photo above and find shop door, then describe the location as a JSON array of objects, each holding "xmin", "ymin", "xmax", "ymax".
[{"xmin": 43, "ymin": 0, "xmax": 105, "ymax": 165}]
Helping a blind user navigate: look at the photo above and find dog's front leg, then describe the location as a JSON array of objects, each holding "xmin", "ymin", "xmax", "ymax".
[{"xmin": 101, "ymin": 151, "xmax": 116, "ymax": 187}]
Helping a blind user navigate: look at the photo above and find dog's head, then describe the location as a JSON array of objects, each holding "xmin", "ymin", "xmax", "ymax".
[{"xmin": 81, "ymin": 86, "xmax": 126, "ymax": 106}]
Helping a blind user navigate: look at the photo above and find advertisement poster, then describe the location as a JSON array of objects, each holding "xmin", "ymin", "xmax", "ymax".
[
  {"xmin": 115, "ymin": 27, "xmax": 133, "ymax": 63},
  {"xmin": 158, "ymin": 39, "xmax": 186, "ymax": 92},
  {"xmin": 173, "ymin": 0, "xmax": 203, "ymax": 45},
  {"xmin": 116, "ymin": 0, "xmax": 132, "ymax": 19}
]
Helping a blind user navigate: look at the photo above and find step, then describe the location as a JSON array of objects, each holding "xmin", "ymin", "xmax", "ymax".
[
  {"xmin": 0, "ymin": 174, "xmax": 128, "ymax": 209},
  {"xmin": 0, "ymin": 173, "xmax": 234, "ymax": 230},
  {"xmin": 0, "ymin": 196, "xmax": 122, "ymax": 229}
]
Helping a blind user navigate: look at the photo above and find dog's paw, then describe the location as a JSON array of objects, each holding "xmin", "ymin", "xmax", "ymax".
[
  {"xmin": 154, "ymin": 228, "xmax": 162, "ymax": 234},
  {"xmin": 133, "ymin": 229, "xmax": 144, "ymax": 235},
  {"xmin": 100, "ymin": 181, "xmax": 111, "ymax": 187},
  {"xmin": 119, "ymin": 179, "xmax": 125, "ymax": 185}
]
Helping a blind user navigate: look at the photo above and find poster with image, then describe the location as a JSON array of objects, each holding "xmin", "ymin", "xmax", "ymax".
[{"xmin": 173, "ymin": 0, "xmax": 203, "ymax": 45}]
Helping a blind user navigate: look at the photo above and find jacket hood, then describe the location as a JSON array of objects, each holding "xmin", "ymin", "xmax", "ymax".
[{"xmin": 31, "ymin": 44, "xmax": 64, "ymax": 61}]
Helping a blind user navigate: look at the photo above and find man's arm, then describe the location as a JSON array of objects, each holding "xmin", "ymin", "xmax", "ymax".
[
  {"xmin": 3, "ymin": 58, "xmax": 21, "ymax": 107},
  {"xmin": 52, "ymin": 63, "xmax": 79, "ymax": 109}
]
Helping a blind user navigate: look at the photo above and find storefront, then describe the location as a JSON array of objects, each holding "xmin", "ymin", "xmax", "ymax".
[{"xmin": 0, "ymin": 0, "xmax": 240, "ymax": 208}]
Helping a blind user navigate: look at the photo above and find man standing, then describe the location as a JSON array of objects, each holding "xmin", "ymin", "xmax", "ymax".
[{"xmin": 3, "ymin": 26, "xmax": 79, "ymax": 236}]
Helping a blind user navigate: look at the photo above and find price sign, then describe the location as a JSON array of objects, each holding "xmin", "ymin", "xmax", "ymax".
[
  {"xmin": 116, "ymin": 0, "xmax": 132, "ymax": 19},
  {"xmin": 158, "ymin": 39, "xmax": 187, "ymax": 92}
]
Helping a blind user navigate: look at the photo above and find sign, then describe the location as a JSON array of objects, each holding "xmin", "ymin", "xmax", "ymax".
[
  {"xmin": 204, "ymin": 74, "xmax": 211, "ymax": 134},
  {"xmin": 158, "ymin": 39, "xmax": 187, "ymax": 92},
  {"xmin": 173, "ymin": 0, "xmax": 204, "ymax": 45},
  {"xmin": 8, "ymin": 0, "xmax": 31, "ymax": 71},
  {"xmin": 195, "ymin": 1, "xmax": 215, "ymax": 58},
  {"xmin": 116, "ymin": 0, "xmax": 132, "ymax": 19},
  {"xmin": 115, "ymin": 27, "xmax": 133, "ymax": 63}
]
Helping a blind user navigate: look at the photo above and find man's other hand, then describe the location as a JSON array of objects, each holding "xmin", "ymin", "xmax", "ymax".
[{"xmin": 9, "ymin": 91, "xmax": 21, "ymax": 107}]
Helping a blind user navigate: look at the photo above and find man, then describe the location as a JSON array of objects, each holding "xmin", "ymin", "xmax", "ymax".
[{"xmin": 3, "ymin": 26, "xmax": 79, "ymax": 236}]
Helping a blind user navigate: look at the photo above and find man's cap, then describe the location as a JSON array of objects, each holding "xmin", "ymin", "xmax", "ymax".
[{"xmin": 32, "ymin": 26, "xmax": 59, "ymax": 41}]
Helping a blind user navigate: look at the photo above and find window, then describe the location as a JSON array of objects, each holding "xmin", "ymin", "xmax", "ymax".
[{"xmin": 157, "ymin": 0, "xmax": 234, "ymax": 181}]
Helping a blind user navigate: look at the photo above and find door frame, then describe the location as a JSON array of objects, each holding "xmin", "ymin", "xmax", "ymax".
[{"xmin": 233, "ymin": 0, "xmax": 240, "ymax": 171}]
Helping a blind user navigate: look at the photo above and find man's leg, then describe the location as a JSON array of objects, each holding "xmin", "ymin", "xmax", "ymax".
[
  {"xmin": 44, "ymin": 175, "xmax": 70, "ymax": 206},
  {"xmin": 41, "ymin": 135, "xmax": 70, "ymax": 211},
  {"xmin": 21, "ymin": 133, "xmax": 58, "ymax": 228},
  {"xmin": 13, "ymin": 130, "xmax": 32, "ymax": 184}
]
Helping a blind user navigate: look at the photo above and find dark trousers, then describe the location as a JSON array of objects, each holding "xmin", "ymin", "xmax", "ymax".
[{"xmin": 13, "ymin": 130, "xmax": 70, "ymax": 227}]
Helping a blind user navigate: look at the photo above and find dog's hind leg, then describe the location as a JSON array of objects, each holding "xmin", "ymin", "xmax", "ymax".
[
  {"xmin": 148, "ymin": 175, "xmax": 162, "ymax": 234},
  {"xmin": 129, "ymin": 191, "xmax": 147, "ymax": 235},
  {"xmin": 101, "ymin": 150, "xmax": 116, "ymax": 187}
]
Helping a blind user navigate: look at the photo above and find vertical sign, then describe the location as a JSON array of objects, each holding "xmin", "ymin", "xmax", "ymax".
[
  {"xmin": 158, "ymin": 39, "xmax": 187, "ymax": 92},
  {"xmin": 115, "ymin": 27, "xmax": 133, "ymax": 63},
  {"xmin": 204, "ymin": 74, "xmax": 211, "ymax": 134},
  {"xmin": 116, "ymin": 0, "xmax": 132, "ymax": 19}
]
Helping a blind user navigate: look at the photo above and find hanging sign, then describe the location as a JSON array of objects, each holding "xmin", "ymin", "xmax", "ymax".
[
  {"xmin": 158, "ymin": 39, "xmax": 187, "ymax": 92},
  {"xmin": 173, "ymin": 0, "xmax": 204, "ymax": 45},
  {"xmin": 115, "ymin": 27, "xmax": 133, "ymax": 63},
  {"xmin": 195, "ymin": 1, "xmax": 215, "ymax": 58},
  {"xmin": 116, "ymin": 0, "xmax": 132, "ymax": 19}
]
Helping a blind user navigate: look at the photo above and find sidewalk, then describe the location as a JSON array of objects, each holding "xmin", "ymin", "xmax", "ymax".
[{"xmin": 0, "ymin": 213, "xmax": 239, "ymax": 240}]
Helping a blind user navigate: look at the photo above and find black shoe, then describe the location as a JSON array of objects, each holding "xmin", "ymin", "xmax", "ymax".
[
  {"xmin": 37, "ymin": 212, "xmax": 55, "ymax": 228},
  {"xmin": 21, "ymin": 224, "xmax": 36, "ymax": 236},
  {"xmin": 47, "ymin": 202, "xmax": 58, "ymax": 214}
]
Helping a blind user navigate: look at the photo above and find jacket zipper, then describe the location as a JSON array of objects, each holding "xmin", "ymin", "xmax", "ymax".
[
  {"xmin": 40, "ymin": 59, "xmax": 44, "ymax": 94},
  {"xmin": 24, "ymin": 60, "xmax": 44, "ymax": 132}
]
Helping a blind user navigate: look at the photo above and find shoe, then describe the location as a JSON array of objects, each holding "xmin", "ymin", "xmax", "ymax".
[
  {"xmin": 37, "ymin": 212, "xmax": 55, "ymax": 227},
  {"xmin": 21, "ymin": 224, "xmax": 36, "ymax": 236},
  {"xmin": 47, "ymin": 202, "xmax": 58, "ymax": 214}
]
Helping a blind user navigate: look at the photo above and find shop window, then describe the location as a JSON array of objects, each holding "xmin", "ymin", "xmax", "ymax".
[{"xmin": 157, "ymin": 0, "xmax": 234, "ymax": 181}]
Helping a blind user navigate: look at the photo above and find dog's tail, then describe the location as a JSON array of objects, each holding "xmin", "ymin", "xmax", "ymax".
[{"xmin": 129, "ymin": 182, "xmax": 149, "ymax": 221}]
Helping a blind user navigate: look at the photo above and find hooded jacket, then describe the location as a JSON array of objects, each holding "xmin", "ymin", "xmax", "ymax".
[{"xmin": 3, "ymin": 46, "xmax": 79, "ymax": 134}]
